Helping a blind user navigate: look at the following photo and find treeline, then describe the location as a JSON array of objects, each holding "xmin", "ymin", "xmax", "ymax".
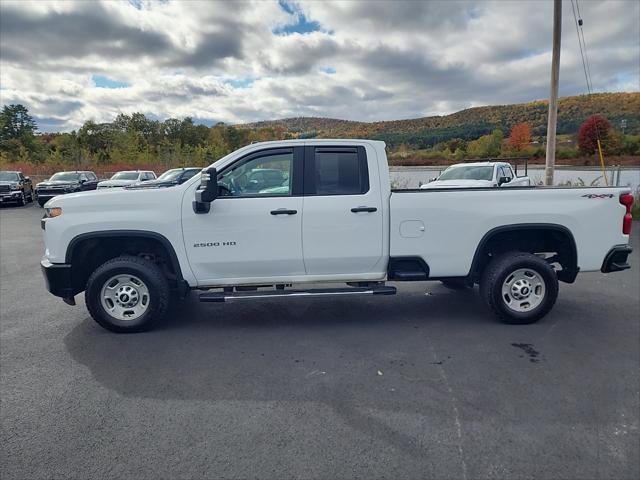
[
  {"xmin": 0, "ymin": 105, "xmax": 293, "ymax": 169},
  {"xmin": 1, "ymin": 93, "xmax": 639, "ymax": 173}
]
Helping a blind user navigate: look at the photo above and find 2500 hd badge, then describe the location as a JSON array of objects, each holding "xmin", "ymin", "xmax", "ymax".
[{"xmin": 194, "ymin": 241, "xmax": 237, "ymax": 247}]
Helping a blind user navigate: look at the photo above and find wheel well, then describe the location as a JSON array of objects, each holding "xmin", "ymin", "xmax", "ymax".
[
  {"xmin": 471, "ymin": 226, "xmax": 578, "ymax": 283},
  {"xmin": 67, "ymin": 233, "xmax": 183, "ymax": 294}
]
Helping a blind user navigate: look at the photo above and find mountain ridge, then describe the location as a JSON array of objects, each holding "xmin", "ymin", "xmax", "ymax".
[{"xmin": 240, "ymin": 92, "xmax": 640, "ymax": 147}]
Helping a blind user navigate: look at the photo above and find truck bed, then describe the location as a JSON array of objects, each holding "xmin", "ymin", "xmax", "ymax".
[{"xmin": 390, "ymin": 186, "xmax": 631, "ymax": 277}]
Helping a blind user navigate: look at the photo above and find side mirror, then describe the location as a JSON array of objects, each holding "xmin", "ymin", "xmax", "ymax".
[
  {"xmin": 429, "ymin": 177, "xmax": 437, "ymax": 182},
  {"xmin": 193, "ymin": 167, "xmax": 217, "ymax": 214},
  {"xmin": 498, "ymin": 176, "xmax": 509, "ymax": 186}
]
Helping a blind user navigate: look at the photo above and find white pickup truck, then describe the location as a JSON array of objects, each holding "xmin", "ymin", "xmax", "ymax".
[
  {"xmin": 420, "ymin": 161, "xmax": 530, "ymax": 189},
  {"xmin": 40, "ymin": 140, "xmax": 634, "ymax": 332}
]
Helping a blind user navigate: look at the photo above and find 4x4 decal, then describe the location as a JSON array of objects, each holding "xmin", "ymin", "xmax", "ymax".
[{"xmin": 582, "ymin": 194, "xmax": 614, "ymax": 199}]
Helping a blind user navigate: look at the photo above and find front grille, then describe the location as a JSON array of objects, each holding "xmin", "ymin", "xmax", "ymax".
[
  {"xmin": 38, "ymin": 187, "xmax": 66, "ymax": 195},
  {"xmin": 0, "ymin": 185, "xmax": 11, "ymax": 193}
]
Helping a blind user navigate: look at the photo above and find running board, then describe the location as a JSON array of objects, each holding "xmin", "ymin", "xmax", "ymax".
[{"xmin": 199, "ymin": 286, "xmax": 397, "ymax": 303}]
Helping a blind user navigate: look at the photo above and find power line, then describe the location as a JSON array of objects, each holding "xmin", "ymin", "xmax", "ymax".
[
  {"xmin": 570, "ymin": 0, "xmax": 591, "ymax": 93},
  {"xmin": 575, "ymin": 0, "xmax": 595, "ymax": 93},
  {"xmin": 569, "ymin": 0, "xmax": 608, "ymax": 185}
]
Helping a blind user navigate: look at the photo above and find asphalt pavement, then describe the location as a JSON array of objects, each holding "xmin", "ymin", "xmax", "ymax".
[{"xmin": 1, "ymin": 203, "xmax": 639, "ymax": 479}]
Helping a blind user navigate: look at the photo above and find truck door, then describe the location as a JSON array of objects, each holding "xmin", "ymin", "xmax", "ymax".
[
  {"xmin": 181, "ymin": 147, "xmax": 306, "ymax": 283},
  {"xmin": 301, "ymin": 145, "xmax": 384, "ymax": 276}
]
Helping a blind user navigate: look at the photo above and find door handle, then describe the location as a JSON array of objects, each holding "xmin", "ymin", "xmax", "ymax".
[
  {"xmin": 351, "ymin": 206, "xmax": 377, "ymax": 213},
  {"xmin": 270, "ymin": 209, "xmax": 298, "ymax": 215}
]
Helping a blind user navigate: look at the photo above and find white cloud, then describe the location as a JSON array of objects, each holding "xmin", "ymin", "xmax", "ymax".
[{"xmin": 0, "ymin": 0, "xmax": 637, "ymax": 132}]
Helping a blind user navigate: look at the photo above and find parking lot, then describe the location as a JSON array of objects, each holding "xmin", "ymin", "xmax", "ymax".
[{"xmin": 1, "ymin": 202, "xmax": 639, "ymax": 479}]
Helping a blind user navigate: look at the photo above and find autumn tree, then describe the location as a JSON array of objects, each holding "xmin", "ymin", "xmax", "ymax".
[
  {"xmin": 577, "ymin": 114, "xmax": 612, "ymax": 155},
  {"xmin": 467, "ymin": 129, "xmax": 504, "ymax": 158},
  {"xmin": 507, "ymin": 123, "xmax": 532, "ymax": 152}
]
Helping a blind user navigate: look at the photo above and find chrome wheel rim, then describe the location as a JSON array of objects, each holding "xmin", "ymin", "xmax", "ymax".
[
  {"xmin": 100, "ymin": 274, "xmax": 150, "ymax": 321},
  {"xmin": 501, "ymin": 268, "xmax": 546, "ymax": 313}
]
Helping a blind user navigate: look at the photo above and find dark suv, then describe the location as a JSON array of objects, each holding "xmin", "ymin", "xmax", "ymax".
[
  {"xmin": 35, "ymin": 171, "xmax": 99, "ymax": 207},
  {"xmin": 0, "ymin": 171, "xmax": 34, "ymax": 206}
]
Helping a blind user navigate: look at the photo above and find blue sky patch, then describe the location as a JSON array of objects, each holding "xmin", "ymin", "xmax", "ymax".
[
  {"xmin": 278, "ymin": 0, "xmax": 296, "ymax": 15},
  {"xmin": 93, "ymin": 75, "xmax": 130, "ymax": 89},
  {"xmin": 274, "ymin": 0, "xmax": 322, "ymax": 35},
  {"xmin": 466, "ymin": 6, "xmax": 482, "ymax": 19},
  {"xmin": 320, "ymin": 67, "xmax": 336, "ymax": 75},
  {"xmin": 223, "ymin": 78, "xmax": 255, "ymax": 89}
]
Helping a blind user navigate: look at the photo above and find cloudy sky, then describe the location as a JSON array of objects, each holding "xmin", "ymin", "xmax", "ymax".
[{"xmin": 0, "ymin": 0, "xmax": 638, "ymax": 132}]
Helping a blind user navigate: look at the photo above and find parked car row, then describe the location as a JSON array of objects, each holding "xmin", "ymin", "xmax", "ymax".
[{"xmin": 0, "ymin": 168, "xmax": 203, "ymax": 208}]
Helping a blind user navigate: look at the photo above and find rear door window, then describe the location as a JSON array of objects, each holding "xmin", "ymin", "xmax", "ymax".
[{"xmin": 306, "ymin": 147, "xmax": 369, "ymax": 195}]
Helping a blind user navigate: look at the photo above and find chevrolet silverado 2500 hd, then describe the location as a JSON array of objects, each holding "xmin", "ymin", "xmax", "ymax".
[{"xmin": 40, "ymin": 140, "xmax": 634, "ymax": 332}]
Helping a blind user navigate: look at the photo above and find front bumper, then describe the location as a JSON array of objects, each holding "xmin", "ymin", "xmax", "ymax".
[
  {"xmin": 601, "ymin": 245, "xmax": 633, "ymax": 273},
  {"xmin": 0, "ymin": 191, "xmax": 24, "ymax": 202},
  {"xmin": 41, "ymin": 258, "xmax": 76, "ymax": 305}
]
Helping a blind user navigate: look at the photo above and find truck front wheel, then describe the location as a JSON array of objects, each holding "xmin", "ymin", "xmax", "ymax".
[
  {"xmin": 85, "ymin": 255, "xmax": 170, "ymax": 333},
  {"xmin": 480, "ymin": 252, "xmax": 558, "ymax": 324}
]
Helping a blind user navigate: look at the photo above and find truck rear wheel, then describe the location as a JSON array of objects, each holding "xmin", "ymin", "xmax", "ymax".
[
  {"xmin": 85, "ymin": 255, "xmax": 170, "ymax": 333},
  {"xmin": 480, "ymin": 252, "xmax": 558, "ymax": 324}
]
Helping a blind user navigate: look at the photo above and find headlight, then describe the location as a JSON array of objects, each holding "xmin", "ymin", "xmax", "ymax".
[
  {"xmin": 44, "ymin": 207, "xmax": 63, "ymax": 218},
  {"xmin": 10, "ymin": 184, "xmax": 19, "ymax": 190}
]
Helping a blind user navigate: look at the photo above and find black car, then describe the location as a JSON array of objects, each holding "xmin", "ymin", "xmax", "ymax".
[
  {"xmin": 0, "ymin": 171, "xmax": 34, "ymax": 206},
  {"xmin": 128, "ymin": 167, "xmax": 201, "ymax": 188},
  {"xmin": 35, "ymin": 171, "xmax": 99, "ymax": 207}
]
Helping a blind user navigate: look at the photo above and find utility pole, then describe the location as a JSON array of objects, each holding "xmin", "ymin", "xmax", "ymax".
[{"xmin": 545, "ymin": 0, "xmax": 562, "ymax": 186}]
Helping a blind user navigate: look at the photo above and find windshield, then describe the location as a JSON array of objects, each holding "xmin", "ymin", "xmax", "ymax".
[
  {"xmin": 438, "ymin": 165, "xmax": 494, "ymax": 181},
  {"xmin": 0, "ymin": 172, "xmax": 19, "ymax": 182},
  {"xmin": 49, "ymin": 172, "xmax": 80, "ymax": 182},
  {"xmin": 111, "ymin": 172, "xmax": 139, "ymax": 180},
  {"xmin": 157, "ymin": 169, "xmax": 184, "ymax": 181},
  {"xmin": 157, "ymin": 169, "xmax": 200, "ymax": 181}
]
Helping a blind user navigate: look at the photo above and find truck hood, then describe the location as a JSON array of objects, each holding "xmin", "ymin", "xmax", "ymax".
[
  {"xmin": 420, "ymin": 179, "xmax": 494, "ymax": 189},
  {"xmin": 0, "ymin": 181, "xmax": 19, "ymax": 187},
  {"xmin": 36, "ymin": 180, "xmax": 81, "ymax": 188},
  {"xmin": 45, "ymin": 182, "xmax": 183, "ymax": 210},
  {"xmin": 97, "ymin": 179, "xmax": 136, "ymax": 187}
]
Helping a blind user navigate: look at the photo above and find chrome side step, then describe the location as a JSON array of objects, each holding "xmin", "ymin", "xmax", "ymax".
[{"xmin": 199, "ymin": 286, "xmax": 397, "ymax": 303}]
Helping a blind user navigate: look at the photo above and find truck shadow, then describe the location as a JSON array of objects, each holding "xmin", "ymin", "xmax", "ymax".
[{"xmin": 64, "ymin": 289, "xmax": 493, "ymax": 459}]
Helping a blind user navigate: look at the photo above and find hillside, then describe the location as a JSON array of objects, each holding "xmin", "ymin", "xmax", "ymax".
[{"xmin": 243, "ymin": 92, "xmax": 640, "ymax": 148}]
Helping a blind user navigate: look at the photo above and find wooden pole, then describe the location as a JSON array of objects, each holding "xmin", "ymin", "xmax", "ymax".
[{"xmin": 545, "ymin": 0, "xmax": 562, "ymax": 186}]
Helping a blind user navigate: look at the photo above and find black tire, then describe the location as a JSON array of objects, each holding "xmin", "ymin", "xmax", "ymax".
[
  {"xmin": 440, "ymin": 278, "xmax": 472, "ymax": 290},
  {"xmin": 37, "ymin": 198, "xmax": 46, "ymax": 207},
  {"xmin": 85, "ymin": 255, "xmax": 170, "ymax": 333},
  {"xmin": 480, "ymin": 251, "xmax": 558, "ymax": 325},
  {"xmin": 17, "ymin": 192, "xmax": 26, "ymax": 206}
]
